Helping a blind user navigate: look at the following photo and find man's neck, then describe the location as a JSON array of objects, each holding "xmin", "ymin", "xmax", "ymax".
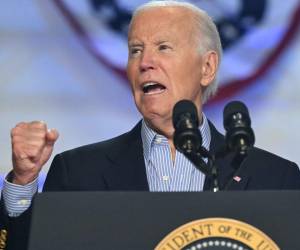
[{"xmin": 143, "ymin": 113, "xmax": 204, "ymax": 162}]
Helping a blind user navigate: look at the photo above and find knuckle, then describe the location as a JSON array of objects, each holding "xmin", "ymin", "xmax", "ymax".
[
  {"xmin": 31, "ymin": 121, "xmax": 47, "ymax": 130},
  {"xmin": 11, "ymin": 123, "xmax": 29, "ymax": 137},
  {"xmin": 11, "ymin": 126, "xmax": 22, "ymax": 136},
  {"xmin": 34, "ymin": 129, "xmax": 48, "ymax": 140},
  {"xmin": 15, "ymin": 122, "xmax": 27, "ymax": 128}
]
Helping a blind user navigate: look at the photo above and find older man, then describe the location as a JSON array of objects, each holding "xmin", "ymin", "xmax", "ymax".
[{"xmin": 1, "ymin": 1, "xmax": 300, "ymax": 249}]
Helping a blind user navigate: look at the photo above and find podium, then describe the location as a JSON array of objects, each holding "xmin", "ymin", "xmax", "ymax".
[{"xmin": 28, "ymin": 191, "xmax": 300, "ymax": 249}]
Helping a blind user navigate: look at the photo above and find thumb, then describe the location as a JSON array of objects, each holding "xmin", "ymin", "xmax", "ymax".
[
  {"xmin": 46, "ymin": 128, "xmax": 59, "ymax": 145},
  {"xmin": 37, "ymin": 129, "xmax": 59, "ymax": 167}
]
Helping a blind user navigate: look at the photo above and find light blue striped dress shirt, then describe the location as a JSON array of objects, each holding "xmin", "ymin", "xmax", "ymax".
[
  {"xmin": 2, "ymin": 114, "xmax": 211, "ymax": 216},
  {"xmin": 141, "ymin": 113, "xmax": 211, "ymax": 192},
  {"xmin": 2, "ymin": 177, "xmax": 37, "ymax": 217}
]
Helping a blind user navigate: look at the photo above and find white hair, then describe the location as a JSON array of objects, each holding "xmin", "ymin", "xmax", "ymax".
[{"xmin": 130, "ymin": 0, "xmax": 223, "ymax": 104}]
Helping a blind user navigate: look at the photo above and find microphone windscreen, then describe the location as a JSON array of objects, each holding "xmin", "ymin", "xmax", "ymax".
[
  {"xmin": 223, "ymin": 101, "xmax": 250, "ymax": 130},
  {"xmin": 172, "ymin": 100, "xmax": 198, "ymax": 128}
]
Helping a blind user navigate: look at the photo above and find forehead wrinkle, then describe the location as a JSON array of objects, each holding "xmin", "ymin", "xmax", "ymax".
[
  {"xmin": 129, "ymin": 26, "xmax": 178, "ymax": 46},
  {"xmin": 128, "ymin": 7, "xmax": 197, "ymax": 47}
]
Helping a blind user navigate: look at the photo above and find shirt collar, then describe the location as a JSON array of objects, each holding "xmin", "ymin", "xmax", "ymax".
[{"xmin": 141, "ymin": 113, "xmax": 211, "ymax": 163}]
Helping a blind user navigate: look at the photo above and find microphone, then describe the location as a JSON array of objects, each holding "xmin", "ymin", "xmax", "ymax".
[
  {"xmin": 172, "ymin": 100, "xmax": 219, "ymax": 189},
  {"xmin": 223, "ymin": 101, "xmax": 255, "ymax": 155},
  {"xmin": 172, "ymin": 100, "xmax": 202, "ymax": 154}
]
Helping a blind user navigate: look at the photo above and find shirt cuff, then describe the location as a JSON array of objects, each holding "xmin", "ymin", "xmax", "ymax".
[{"xmin": 2, "ymin": 175, "xmax": 38, "ymax": 217}]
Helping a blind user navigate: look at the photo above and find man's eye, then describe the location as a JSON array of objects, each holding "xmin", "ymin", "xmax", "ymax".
[
  {"xmin": 159, "ymin": 44, "xmax": 170, "ymax": 50},
  {"xmin": 130, "ymin": 48, "xmax": 142, "ymax": 55}
]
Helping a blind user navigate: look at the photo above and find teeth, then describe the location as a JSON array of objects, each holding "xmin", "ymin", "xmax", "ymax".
[
  {"xmin": 142, "ymin": 81, "xmax": 166, "ymax": 94},
  {"xmin": 143, "ymin": 82, "xmax": 159, "ymax": 88}
]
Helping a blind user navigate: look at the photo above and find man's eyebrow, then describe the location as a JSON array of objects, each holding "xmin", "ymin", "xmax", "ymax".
[
  {"xmin": 128, "ymin": 41, "xmax": 144, "ymax": 47},
  {"xmin": 154, "ymin": 41, "xmax": 170, "ymax": 46},
  {"xmin": 156, "ymin": 39, "xmax": 169, "ymax": 43}
]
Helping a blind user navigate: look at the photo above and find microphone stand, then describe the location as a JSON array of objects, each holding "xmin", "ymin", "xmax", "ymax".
[
  {"xmin": 184, "ymin": 145, "xmax": 250, "ymax": 192},
  {"xmin": 182, "ymin": 143, "xmax": 251, "ymax": 192},
  {"xmin": 182, "ymin": 146, "xmax": 219, "ymax": 192}
]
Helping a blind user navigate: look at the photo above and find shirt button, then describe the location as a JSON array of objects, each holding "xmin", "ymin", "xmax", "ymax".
[
  {"xmin": 162, "ymin": 176, "xmax": 169, "ymax": 181},
  {"xmin": 17, "ymin": 199, "xmax": 30, "ymax": 206},
  {"xmin": 155, "ymin": 137, "xmax": 162, "ymax": 143}
]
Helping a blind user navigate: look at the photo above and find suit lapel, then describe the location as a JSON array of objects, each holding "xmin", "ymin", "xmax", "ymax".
[{"xmin": 102, "ymin": 121, "xmax": 149, "ymax": 191}]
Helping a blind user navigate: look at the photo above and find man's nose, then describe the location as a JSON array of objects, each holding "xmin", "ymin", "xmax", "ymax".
[{"xmin": 139, "ymin": 50, "xmax": 156, "ymax": 72}]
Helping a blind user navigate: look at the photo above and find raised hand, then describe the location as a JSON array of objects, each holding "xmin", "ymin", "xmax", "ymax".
[{"xmin": 10, "ymin": 121, "xmax": 59, "ymax": 185}]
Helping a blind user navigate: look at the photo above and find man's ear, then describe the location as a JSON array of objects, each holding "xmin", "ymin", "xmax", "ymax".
[{"xmin": 200, "ymin": 51, "xmax": 218, "ymax": 87}]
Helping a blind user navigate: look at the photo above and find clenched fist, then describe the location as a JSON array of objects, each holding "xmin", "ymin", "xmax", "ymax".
[{"xmin": 11, "ymin": 121, "xmax": 59, "ymax": 185}]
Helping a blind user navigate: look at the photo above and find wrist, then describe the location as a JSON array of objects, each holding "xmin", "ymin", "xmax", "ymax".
[{"xmin": 10, "ymin": 171, "xmax": 38, "ymax": 185}]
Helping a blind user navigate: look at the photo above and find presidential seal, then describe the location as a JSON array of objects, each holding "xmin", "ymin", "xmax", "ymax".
[{"xmin": 155, "ymin": 218, "xmax": 280, "ymax": 250}]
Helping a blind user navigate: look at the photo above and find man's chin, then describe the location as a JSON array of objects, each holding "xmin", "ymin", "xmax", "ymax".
[
  {"xmin": 142, "ymin": 109, "xmax": 173, "ymax": 130},
  {"xmin": 141, "ymin": 107, "xmax": 168, "ymax": 120}
]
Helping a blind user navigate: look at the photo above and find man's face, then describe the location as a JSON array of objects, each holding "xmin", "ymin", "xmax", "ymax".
[{"xmin": 127, "ymin": 7, "xmax": 213, "ymax": 131}]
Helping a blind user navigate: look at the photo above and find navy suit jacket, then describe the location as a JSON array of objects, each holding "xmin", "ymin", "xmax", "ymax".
[{"xmin": 1, "ymin": 121, "xmax": 300, "ymax": 250}]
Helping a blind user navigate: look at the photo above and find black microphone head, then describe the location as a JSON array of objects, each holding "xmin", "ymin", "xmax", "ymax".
[
  {"xmin": 223, "ymin": 101, "xmax": 250, "ymax": 131},
  {"xmin": 172, "ymin": 100, "xmax": 199, "ymax": 129},
  {"xmin": 172, "ymin": 100, "xmax": 201, "ymax": 153},
  {"xmin": 223, "ymin": 100, "xmax": 255, "ymax": 153}
]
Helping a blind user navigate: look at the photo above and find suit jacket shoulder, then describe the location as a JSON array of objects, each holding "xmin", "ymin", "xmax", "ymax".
[
  {"xmin": 43, "ymin": 121, "xmax": 149, "ymax": 192},
  {"xmin": 208, "ymin": 121, "xmax": 300, "ymax": 190}
]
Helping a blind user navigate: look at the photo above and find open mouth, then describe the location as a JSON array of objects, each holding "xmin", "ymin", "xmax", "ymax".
[{"xmin": 142, "ymin": 82, "xmax": 166, "ymax": 95}]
